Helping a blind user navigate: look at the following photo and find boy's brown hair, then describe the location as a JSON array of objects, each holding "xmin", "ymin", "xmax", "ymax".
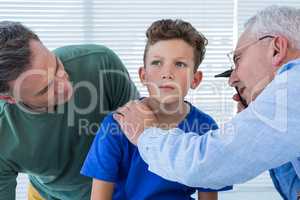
[{"xmin": 143, "ymin": 19, "xmax": 208, "ymax": 71}]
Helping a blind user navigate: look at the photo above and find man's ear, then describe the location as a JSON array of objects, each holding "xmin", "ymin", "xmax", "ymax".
[
  {"xmin": 138, "ymin": 66, "xmax": 147, "ymax": 85},
  {"xmin": 0, "ymin": 95, "xmax": 16, "ymax": 104},
  {"xmin": 271, "ymin": 36, "xmax": 289, "ymax": 67},
  {"xmin": 191, "ymin": 71, "xmax": 203, "ymax": 89}
]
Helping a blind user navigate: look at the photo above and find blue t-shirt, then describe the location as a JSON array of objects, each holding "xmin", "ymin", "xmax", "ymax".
[{"xmin": 81, "ymin": 102, "xmax": 232, "ymax": 200}]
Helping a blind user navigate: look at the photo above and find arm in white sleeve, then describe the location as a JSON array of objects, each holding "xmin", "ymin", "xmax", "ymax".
[{"xmin": 137, "ymin": 61, "xmax": 300, "ymax": 189}]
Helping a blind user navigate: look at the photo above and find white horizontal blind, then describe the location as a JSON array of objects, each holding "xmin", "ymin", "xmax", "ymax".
[{"xmin": 0, "ymin": 0, "xmax": 296, "ymax": 199}]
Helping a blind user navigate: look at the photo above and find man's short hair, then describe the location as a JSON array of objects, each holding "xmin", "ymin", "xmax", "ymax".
[
  {"xmin": 245, "ymin": 5, "xmax": 300, "ymax": 49},
  {"xmin": 0, "ymin": 21, "xmax": 40, "ymax": 94}
]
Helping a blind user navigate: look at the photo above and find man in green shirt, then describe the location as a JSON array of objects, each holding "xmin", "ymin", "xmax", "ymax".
[{"xmin": 0, "ymin": 21, "xmax": 139, "ymax": 199}]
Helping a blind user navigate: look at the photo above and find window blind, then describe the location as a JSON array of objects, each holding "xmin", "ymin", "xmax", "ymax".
[{"xmin": 0, "ymin": 0, "xmax": 298, "ymax": 199}]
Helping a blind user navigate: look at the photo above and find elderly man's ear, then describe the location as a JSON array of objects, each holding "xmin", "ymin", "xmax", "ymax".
[
  {"xmin": 271, "ymin": 36, "xmax": 289, "ymax": 68},
  {"xmin": 0, "ymin": 95, "xmax": 16, "ymax": 104}
]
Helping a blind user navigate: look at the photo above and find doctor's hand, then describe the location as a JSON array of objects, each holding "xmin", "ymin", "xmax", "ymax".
[{"xmin": 113, "ymin": 98, "xmax": 158, "ymax": 145}]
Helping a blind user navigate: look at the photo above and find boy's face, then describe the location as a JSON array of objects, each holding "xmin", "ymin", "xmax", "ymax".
[{"xmin": 139, "ymin": 39, "xmax": 202, "ymax": 104}]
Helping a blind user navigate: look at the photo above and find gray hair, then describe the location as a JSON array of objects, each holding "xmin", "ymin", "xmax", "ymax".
[{"xmin": 244, "ymin": 5, "xmax": 300, "ymax": 49}]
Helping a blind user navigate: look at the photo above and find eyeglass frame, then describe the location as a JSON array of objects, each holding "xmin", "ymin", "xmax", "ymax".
[{"xmin": 227, "ymin": 35, "xmax": 275, "ymax": 71}]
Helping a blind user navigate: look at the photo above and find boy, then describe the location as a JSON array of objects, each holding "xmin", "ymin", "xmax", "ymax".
[{"xmin": 81, "ymin": 19, "xmax": 232, "ymax": 200}]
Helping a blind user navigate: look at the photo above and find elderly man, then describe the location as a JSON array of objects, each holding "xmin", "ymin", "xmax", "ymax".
[
  {"xmin": 114, "ymin": 5, "xmax": 300, "ymax": 200},
  {"xmin": 0, "ymin": 21, "xmax": 139, "ymax": 199}
]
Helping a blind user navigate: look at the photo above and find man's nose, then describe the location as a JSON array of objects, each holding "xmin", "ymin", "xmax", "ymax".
[
  {"xmin": 228, "ymin": 70, "xmax": 239, "ymax": 87},
  {"xmin": 56, "ymin": 69, "xmax": 68, "ymax": 81}
]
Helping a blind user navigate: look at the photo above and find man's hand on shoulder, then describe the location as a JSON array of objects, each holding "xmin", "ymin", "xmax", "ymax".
[{"xmin": 113, "ymin": 98, "xmax": 158, "ymax": 145}]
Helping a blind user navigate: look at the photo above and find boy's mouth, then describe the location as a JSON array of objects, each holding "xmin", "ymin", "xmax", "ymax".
[{"xmin": 159, "ymin": 85, "xmax": 175, "ymax": 90}]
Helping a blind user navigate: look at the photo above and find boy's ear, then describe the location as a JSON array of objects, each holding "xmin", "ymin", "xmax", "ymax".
[
  {"xmin": 138, "ymin": 66, "xmax": 146, "ymax": 85},
  {"xmin": 190, "ymin": 71, "xmax": 203, "ymax": 89},
  {"xmin": 0, "ymin": 95, "xmax": 16, "ymax": 104},
  {"xmin": 271, "ymin": 36, "xmax": 288, "ymax": 68}
]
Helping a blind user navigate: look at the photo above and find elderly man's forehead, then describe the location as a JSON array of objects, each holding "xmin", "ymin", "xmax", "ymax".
[{"xmin": 236, "ymin": 31, "xmax": 256, "ymax": 48}]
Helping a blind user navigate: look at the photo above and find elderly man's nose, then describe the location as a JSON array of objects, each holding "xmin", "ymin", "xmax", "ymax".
[{"xmin": 228, "ymin": 70, "xmax": 239, "ymax": 86}]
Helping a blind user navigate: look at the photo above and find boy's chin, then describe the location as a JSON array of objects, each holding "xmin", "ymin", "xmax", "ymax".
[{"xmin": 150, "ymin": 95, "xmax": 183, "ymax": 105}]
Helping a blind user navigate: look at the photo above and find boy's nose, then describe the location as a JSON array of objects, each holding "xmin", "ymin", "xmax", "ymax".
[
  {"xmin": 160, "ymin": 64, "xmax": 174, "ymax": 79},
  {"xmin": 161, "ymin": 73, "xmax": 174, "ymax": 79}
]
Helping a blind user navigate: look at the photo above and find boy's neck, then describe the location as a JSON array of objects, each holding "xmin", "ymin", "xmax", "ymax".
[{"xmin": 147, "ymin": 99, "xmax": 190, "ymax": 129}]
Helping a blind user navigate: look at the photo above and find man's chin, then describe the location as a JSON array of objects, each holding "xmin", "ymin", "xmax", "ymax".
[{"xmin": 248, "ymin": 90, "xmax": 263, "ymax": 103}]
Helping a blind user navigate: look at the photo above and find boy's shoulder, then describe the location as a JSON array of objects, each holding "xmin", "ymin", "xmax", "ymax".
[
  {"xmin": 101, "ymin": 112, "xmax": 116, "ymax": 124},
  {"xmin": 96, "ymin": 112, "xmax": 127, "ymax": 142},
  {"xmin": 187, "ymin": 102, "xmax": 216, "ymax": 123},
  {"xmin": 179, "ymin": 102, "xmax": 218, "ymax": 134},
  {"xmin": 99, "ymin": 112, "xmax": 121, "ymax": 132}
]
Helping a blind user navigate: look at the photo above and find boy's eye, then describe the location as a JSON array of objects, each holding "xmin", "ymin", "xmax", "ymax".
[
  {"xmin": 150, "ymin": 60, "xmax": 161, "ymax": 66},
  {"xmin": 175, "ymin": 61, "xmax": 187, "ymax": 68}
]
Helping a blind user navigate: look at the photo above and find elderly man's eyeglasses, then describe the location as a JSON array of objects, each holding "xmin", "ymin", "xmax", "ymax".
[
  {"xmin": 215, "ymin": 35, "xmax": 274, "ymax": 108},
  {"xmin": 227, "ymin": 35, "xmax": 275, "ymax": 71}
]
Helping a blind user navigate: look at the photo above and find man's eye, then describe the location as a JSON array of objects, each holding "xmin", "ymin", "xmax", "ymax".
[
  {"xmin": 176, "ymin": 62, "xmax": 187, "ymax": 68},
  {"xmin": 234, "ymin": 56, "xmax": 241, "ymax": 65}
]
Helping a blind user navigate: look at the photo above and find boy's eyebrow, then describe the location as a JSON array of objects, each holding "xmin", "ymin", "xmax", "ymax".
[
  {"xmin": 174, "ymin": 57, "xmax": 188, "ymax": 60},
  {"xmin": 152, "ymin": 55, "xmax": 163, "ymax": 58},
  {"xmin": 34, "ymin": 56, "xmax": 59, "ymax": 96},
  {"xmin": 151, "ymin": 56, "xmax": 187, "ymax": 59},
  {"xmin": 150, "ymin": 55, "xmax": 190, "ymax": 61}
]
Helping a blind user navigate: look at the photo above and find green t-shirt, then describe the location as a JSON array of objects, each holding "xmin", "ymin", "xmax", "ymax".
[{"xmin": 0, "ymin": 44, "xmax": 139, "ymax": 200}]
